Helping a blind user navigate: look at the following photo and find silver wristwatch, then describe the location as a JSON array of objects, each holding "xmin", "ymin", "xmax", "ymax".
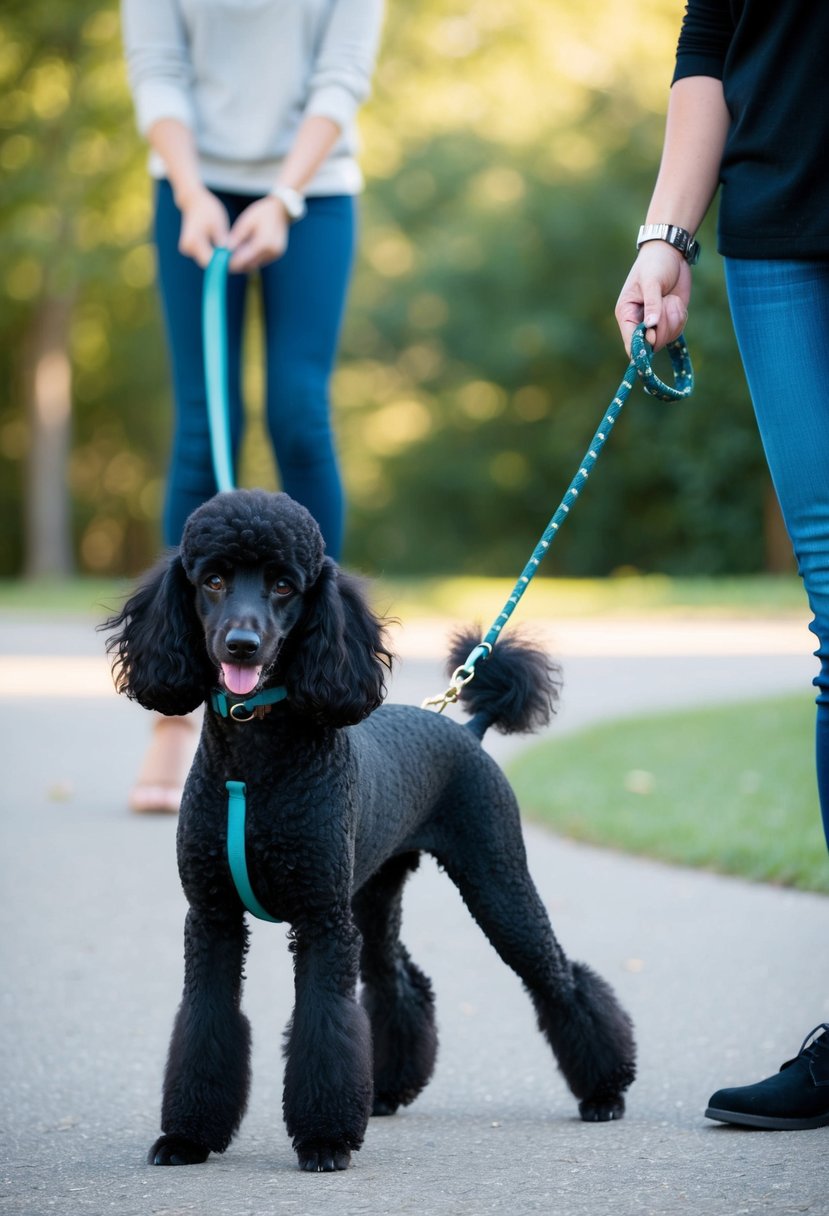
[
  {"xmin": 269, "ymin": 184, "xmax": 307, "ymax": 223},
  {"xmin": 636, "ymin": 223, "xmax": 701, "ymax": 265}
]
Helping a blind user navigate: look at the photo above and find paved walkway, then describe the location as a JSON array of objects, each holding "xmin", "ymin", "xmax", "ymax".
[{"xmin": 1, "ymin": 608, "xmax": 827, "ymax": 1216}]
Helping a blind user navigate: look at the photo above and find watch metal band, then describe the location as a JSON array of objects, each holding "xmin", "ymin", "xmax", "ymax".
[{"xmin": 636, "ymin": 222, "xmax": 701, "ymax": 266}]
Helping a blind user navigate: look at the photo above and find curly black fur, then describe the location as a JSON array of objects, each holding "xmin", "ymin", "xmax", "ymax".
[
  {"xmin": 106, "ymin": 489, "xmax": 636, "ymax": 1174},
  {"xmin": 447, "ymin": 627, "xmax": 562, "ymax": 738},
  {"xmin": 104, "ymin": 554, "xmax": 215, "ymax": 716}
]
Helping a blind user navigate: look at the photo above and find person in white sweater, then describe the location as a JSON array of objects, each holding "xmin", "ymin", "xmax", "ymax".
[{"xmin": 121, "ymin": 0, "xmax": 384, "ymax": 813}]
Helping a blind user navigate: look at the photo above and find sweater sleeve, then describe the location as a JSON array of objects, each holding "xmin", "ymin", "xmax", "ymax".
[
  {"xmin": 672, "ymin": 0, "xmax": 735, "ymax": 84},
  {"xmin": 305, "ymin": 0, "xmax": 385, "ymax": 131},
  {"xmin": 120, "ymin": 0, "xmax": 195, "ymax": 135}
]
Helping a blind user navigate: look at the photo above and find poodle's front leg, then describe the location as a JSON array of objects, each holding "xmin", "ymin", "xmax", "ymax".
[
  {"xmin": 283, "ymin": 916, "xmax": 373, "ymax": 1172},
  {"xmin": 149, "ymin": 906, "xmax": 251, "ymax": 1166}
]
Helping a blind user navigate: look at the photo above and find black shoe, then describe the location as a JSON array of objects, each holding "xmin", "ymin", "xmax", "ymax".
[{"xmin": 705, "ymin": 1024, "xmax": 829, "ymax": 1130}]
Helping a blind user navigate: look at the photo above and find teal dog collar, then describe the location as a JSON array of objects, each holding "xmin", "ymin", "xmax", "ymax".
[{"xmin": 210, "ymin": 685, "xmax": 288, "ymax": 722}]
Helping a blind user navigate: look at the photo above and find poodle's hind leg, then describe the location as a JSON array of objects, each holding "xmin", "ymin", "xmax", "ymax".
[
  {"xmin": 149, "ymin": 907, "xmax": 252, "ymax": 1165},
  {"xmin": 353, "ymin": 854, "xmax": 438, "ymax": 1117},
  {"xmin": 437, "ymin": 804, "xmax": 636, "ymax": 1122}
]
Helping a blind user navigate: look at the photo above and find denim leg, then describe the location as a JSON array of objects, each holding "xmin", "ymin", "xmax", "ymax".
[
  {"xmin": 725, "ymin": 257, "xmax": 829, "ymax": 850},
  {"xmin": 153, "ymin": 181, "xmax": 247, "ymax": 545},
  {"xmin": 259, "ymin": 196, "xmax": 356, "ymax": 560}
]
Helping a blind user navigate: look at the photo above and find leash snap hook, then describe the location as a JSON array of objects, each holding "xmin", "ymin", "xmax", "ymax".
[
  {"xmin": 422, "ymin": 643, "xmax": 492, "ymax": 713},
  {"xmin": 421, "ymin": 684, "xmax": 461, "ymax": 713}
]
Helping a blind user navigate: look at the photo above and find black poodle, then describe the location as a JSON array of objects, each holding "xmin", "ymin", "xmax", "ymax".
[{"xmin": 106, "ymin": 488, "xmax": 636, "ymax": 1173}]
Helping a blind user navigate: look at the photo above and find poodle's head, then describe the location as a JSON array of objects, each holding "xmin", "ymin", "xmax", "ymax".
[{"xmin": 105, "ymin": 490, "xmax": 392, "ymax": 726}]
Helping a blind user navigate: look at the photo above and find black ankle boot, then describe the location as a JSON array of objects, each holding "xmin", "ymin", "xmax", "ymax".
[{"xmin": 706, "ymin": 1023, "xmax": 829, "ymax": 1130}]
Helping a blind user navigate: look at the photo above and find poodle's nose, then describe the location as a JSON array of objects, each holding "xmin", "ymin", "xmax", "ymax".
[{"xmin": 225, "ymin": 628, "xmax": 261, "ymax": 659}]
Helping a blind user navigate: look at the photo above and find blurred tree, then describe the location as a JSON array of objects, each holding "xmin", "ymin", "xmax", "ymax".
[
  {"xmin": 0, "ymin": 1, "xmax": 163, "ymax": 577},
  {"xmin": 0, "ymin": 0, "xmax": 788, "ymax": 580},
  {"xmin": 337, "ymin": 0, "xmax": 777, "ymax": 576}
]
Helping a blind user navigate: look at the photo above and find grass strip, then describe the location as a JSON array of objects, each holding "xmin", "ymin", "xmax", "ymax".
[
  {"xmin": 0, "ymin": 573, "xmax": 807, "ymax": 619},
  {"xmin": 507, "ymin": 693, "xmax": 828, "ymax": 894}
]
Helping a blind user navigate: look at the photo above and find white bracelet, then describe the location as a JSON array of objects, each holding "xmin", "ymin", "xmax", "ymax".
[{"xmin": 269, "ymin": 184, "xmax": 307, "ymax": 223}]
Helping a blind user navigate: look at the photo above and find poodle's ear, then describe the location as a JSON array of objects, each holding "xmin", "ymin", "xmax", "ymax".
[
  {"xmin": 286, "ymin": 558, "xmax": 393, "ymax": 728},
  {"xmin": 103, "ymin": 552, "xmax": 214, "ymax": 715}
]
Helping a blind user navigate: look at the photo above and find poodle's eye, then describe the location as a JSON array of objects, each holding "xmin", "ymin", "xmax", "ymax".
[
  {"xmin": 274, "ymin": 578, "xmax": 295, "ymax": 598},
  {"xmin": 204, "ymin": 574, "xmax": 225, "ymax": 592}
]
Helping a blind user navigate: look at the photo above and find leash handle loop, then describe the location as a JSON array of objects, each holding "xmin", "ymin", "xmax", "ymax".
[
  {"xmin": 203, "ymin": 247, "xmax": 236, "ymax": 493},
  {"xmin": 631, "ymin": 328, "xmax": 694, "ymax": 402}
]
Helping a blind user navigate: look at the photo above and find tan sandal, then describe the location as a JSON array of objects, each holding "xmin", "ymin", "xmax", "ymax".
[{"xmin": 129, "ymin": 714, "xmax": 199, "ymax": 815}]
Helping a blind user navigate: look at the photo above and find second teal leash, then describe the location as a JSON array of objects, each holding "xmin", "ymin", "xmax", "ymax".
[{"xmin": 424, "ymin": 324, "xmax": 694, "ymax": 711}]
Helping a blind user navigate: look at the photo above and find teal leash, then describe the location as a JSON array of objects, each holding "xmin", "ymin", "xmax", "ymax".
[
  {"xmin": 204, "ymin": 251, "xmax": 284, "ymax": 923},
  {"xmin": 203, "ymin": 246, "xmax": 236, "ymax": 494},
  {"xmin": 424, "ymin": 324, "xmax": 694, "ymax": 711}
]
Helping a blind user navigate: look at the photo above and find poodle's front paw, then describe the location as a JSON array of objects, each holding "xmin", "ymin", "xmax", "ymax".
[
  {"xmin": 296, "ymin": 1140, "xmax": 352, "ymax": 1172},
  {"xmin": 148, "ymin": 1133, "xmax": 210, "ymax": 1165},
  {"xmin": 578, "ymin": 1094, "xmax": 626, "ymax": 1122},
  {"xmin": 371, "ymin": 1095, "xmax": 399, "ymax": 1117}
]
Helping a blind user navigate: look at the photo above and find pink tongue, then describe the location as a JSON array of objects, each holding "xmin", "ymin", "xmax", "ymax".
[{"xmin": 221, "ymin": 663, "xmax": 263, "ymax": 696}]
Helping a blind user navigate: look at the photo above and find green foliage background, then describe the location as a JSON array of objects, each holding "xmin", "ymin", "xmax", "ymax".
[{"xmin": 0, "ymin": 0, "xmax": 774, "ymax": 578}]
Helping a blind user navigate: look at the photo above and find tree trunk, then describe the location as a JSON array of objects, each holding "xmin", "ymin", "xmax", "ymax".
[
  {"xmin": 24, "ymin": 294, "xmax": 74, "ymax": 578},
  {"xmin": 763, "ymin": 479, "xmax": 796, "ymax": 575}
]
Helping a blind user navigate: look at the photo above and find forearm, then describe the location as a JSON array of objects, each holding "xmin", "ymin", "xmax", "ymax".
[
  {"xmin": 644, "ymin": 75, "xmax": 730, "ymax": 235},
  {"xmin": 146, "ymin": 117, "xmax": 204, "ymax": 207},
  {"xmin": 146, "ymin": 118, "xmax": 229, "ymax": 266},
  {"xmin": 615, "ymin": 75, "xmax": 731, "ymax": 353},
  {"xmin": 275, "ymin": 115, "xmax": 342, "ymax": 193}
]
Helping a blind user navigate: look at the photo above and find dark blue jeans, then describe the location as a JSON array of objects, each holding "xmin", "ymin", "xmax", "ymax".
[
  {"xmin": 153, "ymin": 180, "xmax": 356, "ymax": 558},
  {"xmin": 725, "ymin": 257, "xmax": 829, "ymax": 850}
]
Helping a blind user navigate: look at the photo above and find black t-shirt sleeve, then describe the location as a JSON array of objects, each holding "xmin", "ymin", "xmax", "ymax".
[{"xmin": 672, "ymin": 0, "xmax": 735, "ymax": 83}]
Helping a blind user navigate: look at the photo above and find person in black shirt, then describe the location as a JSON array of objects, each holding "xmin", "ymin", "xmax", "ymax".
[{"xmin": 616, "ymin": 0, "xmax": 829, "ymax": 1131}]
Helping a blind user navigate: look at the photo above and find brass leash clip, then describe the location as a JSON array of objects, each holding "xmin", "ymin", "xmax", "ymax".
[{"xmin": 421, "ymin": 646, "xmax": 490, "ymax": 713}]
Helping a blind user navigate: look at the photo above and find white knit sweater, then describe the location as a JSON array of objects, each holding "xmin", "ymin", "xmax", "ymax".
[{"xmin": 121, "ymin": 0, "xmax": 384, "ymax": 196}]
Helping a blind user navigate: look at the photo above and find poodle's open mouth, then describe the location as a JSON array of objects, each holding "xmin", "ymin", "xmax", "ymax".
[{"xmin": 220, "ymin": 662, "xmax": 264, "ymax": 697}]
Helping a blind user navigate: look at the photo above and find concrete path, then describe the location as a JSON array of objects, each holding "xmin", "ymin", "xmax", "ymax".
[{"xmin": 1, "ymin": 607, "xmax": 827, "ymax": 1216}]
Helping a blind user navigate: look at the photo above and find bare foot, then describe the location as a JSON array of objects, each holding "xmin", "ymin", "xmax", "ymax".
[{"xmin": 129, "ymin": 714, "xmax": 199, "ymax": 815}]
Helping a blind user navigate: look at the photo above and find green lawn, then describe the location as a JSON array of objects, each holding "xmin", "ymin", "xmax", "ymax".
[
  {"xmin": 508, "ymin": 694, "xmax": 829, "ymax": 894},
  {"xmin": 0, "ymin": 573, "xmax": 807, "ymax": 620},
  {"xmin": 2, "ymin": 574, "xmax": 823, "ymax": 891},
  {"xmin": 377, "ymin": 573, "xmax": 808, "ymax": 621},
  {"xmin": 0, "ymin": 578, "xmax": 130, "ymax": 615}
]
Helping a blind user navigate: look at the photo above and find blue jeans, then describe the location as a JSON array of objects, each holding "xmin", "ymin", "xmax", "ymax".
[
  {"xmin": 153, "ymin": 180, "xmax": 355, "ymax": 558},
  {"xmin": 725, "ymin": 257, "xmax": 829, "ymax": 850}
]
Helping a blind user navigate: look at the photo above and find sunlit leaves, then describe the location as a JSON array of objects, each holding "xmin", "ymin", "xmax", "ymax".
[{"xmin": 0, "ymin": 0, "xmax": 763, "ymax": 579}]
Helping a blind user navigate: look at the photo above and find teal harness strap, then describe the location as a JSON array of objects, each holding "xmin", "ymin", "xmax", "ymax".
[
  {"xmin": 225, "ymin": 781, "xmax": 282, "ymax": 923},
  {"xmin": 213, "ymin": 687, "xmax": 288, "ymax": 922}
]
